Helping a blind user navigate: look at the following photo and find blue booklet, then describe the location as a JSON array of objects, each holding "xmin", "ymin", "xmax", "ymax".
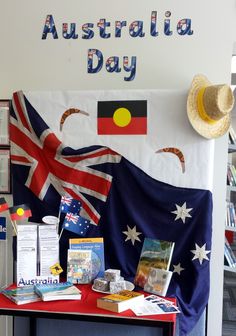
[
  {"xmin": 69, "ymin": 237, "xmax": 105, "ymax": 282},
  {"xmin": 2, "ymin": 286, "xmax": 41, "ymax": 305}
]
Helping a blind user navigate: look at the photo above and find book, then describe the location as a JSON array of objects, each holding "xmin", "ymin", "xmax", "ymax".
[
  {"xmin": 69, "ymin": 237, "xmax": 105, "ymax": 281},
  {"xmin": 97, "ymin": 289, "xmax": 144, "ymax": 313},
  {"xmin": 134, "ymin": 238, "xmax": 175, "ymax": 288},
  {"xmin": 144, "ymin": 267, "xmax": 173, "ymax": 297},
  {"xmin": 224, "ymin": 237, "xmax": 236, "ymax": 268},
  {"xmin": 34, "ymin": 281, "xmax": 81, "ymax": 301},
  {"xmin": 2, "ymin": 286, "xmax": 41, "ymax": 305},
  {"xmin": 67, "ymin": 249, "xmax": 93, "ymax": 284}
]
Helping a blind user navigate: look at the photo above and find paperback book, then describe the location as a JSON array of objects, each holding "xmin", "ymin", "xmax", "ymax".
[
  {"xmin": 144, "ymin": 267, "xmax": 173, "ymax": 296},
  {"xmin": 34, "ymin": 281, "xmax": 81, "ymax": 301},
  {"xmin": 2, "ymin": 286, "xmax": 41, "ymax": 305},
  {"xmin": 97, "ymin": 289, "xmax": 144, "ymax": 313},
  {"xmin": 134, "ymin": 238, "xmax": 175, "ymax": 288},
  {"xmin": 69, "ymin": 237, "xmax": 105, "ymax": 281},
  {"xmin": 67, "ymin": 249, "xmax": 92, "ymax": 284}
]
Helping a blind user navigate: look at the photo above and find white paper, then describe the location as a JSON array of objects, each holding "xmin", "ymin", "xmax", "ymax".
[
  {"xmin": 0, "ymin": 105, "xmax": 9, "ymax": 145},
  {"xmin": 38, "ymin": 225, "xmax": 59, "ymax": 276},
  {"xmin": 0, "ymin": 150, "xmax": 10, "ymax": 193},
  {"xmin": 131, "ymin": 295, "xmax": 180, "ymax": 316},
  {"xmin": 17, "ymin": 225, "xmax": 38, "ymax": 283}
]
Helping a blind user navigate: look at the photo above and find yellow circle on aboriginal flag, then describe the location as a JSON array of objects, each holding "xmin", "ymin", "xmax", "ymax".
[
  {"xmin": 113, "ymin": 108, "xmax": 131, "ymax": 127},
  {"xmin": 16, "ymin": 208, "xmax": 24, "ymax": 216}
]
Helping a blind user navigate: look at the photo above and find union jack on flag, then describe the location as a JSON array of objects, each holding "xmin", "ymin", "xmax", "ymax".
[
  {"xmin": 63, "ymin": 212, "xmax": 91, "ymax": 236},
  {"xmin": 64, "ymin": 212, "xmax": 79, "ymax": 224},
  {"xmin": 10, "ymin": 91, "xmax": 121, "ymax": 225}
]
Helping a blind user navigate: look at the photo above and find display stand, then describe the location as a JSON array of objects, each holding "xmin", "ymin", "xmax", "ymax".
[{"xmin": 0, "ymin": 284, "xmax": 177, "ymax": 336}]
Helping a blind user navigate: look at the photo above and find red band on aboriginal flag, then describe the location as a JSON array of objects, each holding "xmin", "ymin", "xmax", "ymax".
[
  {"xmin": 9, "ymin": 204, "xmax": 32, "ymax": 221},
  {"xmin": 0, "ymin": 198, "xmax": 8, "ymax": 213},
  {"xmin": 97, "ymin": 100, "xmax": 147, "ymax": 135}
]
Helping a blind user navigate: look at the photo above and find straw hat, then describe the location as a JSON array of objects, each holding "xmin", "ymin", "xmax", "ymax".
[{"xmin": 187, "ymin": 74, "xmax": 234, "ymax": 139}]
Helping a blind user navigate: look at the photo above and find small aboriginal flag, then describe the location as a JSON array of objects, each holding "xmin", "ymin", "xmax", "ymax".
[
  {"xmin": 97, "ymin": 100, "xmax": 147, "ymax": 135},
  {"xmin": 0, "ymin": 197, "xmax": 8, "ymax": 213},
  {"xmin": 9, "ymin": 204, "xmax": 32, "ymax": 221}
]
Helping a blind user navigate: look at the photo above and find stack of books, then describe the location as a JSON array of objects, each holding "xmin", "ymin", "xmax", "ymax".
[
  {"xmin": 2, "ymin": 286, "xmax": 41, "ymax": 305},
  {"xmin": 226, "ymin": 201, "xmax": 236, "ymax": 228},
  {"xmin": 34, "ymin": 281, "xmax": 82, "ymax": 301},
  {"xmin": 224, "ymin": 237, "xmax": 236, "ymax": 268}
]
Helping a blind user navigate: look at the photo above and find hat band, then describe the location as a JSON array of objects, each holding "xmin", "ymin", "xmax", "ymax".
[{"xmin": 197, "ymin": 87, "xmax": 217, "ymax": 125}]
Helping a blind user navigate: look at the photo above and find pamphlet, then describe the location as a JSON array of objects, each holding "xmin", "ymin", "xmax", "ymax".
[
  {"xmin": 38, "ymin": 225, "xmax": 59, "ymax": 276},
  {"xmin": 17, "ymin": 224, "xmax": 38, "ymax": 286},
  {"xmin": 131, "ymin": 295, "xmax": 180, "ymax": 316}
]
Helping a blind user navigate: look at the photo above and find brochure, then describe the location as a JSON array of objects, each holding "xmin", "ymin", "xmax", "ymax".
[{"xmin": 131, "ymin": 294, "xmax": 180, "ymax": 316}]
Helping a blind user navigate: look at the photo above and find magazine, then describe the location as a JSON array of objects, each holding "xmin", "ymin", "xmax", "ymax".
[
  {"xmin": 2, "ymin": 286, "xmax": 41, "ymax": 305},
  {"xmin": 134, "ymin": 238, "xmax": 175, "ymax": 288}
]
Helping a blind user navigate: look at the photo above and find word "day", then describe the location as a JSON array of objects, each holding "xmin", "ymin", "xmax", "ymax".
[{"xmin": 88, "ymin": 49, "xmax": 136, "ymax": 81}]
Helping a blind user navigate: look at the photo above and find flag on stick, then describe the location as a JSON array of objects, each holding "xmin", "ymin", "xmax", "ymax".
[
  {"xmin": 9, "ymin": 204, "xmax": 32, "ymax": 221},
  {"xmin": 62, "ymin": 212, "xmax": 91, "ymax": 236},
  {"xmin": 0, "ymin": 197, "xmax": 9, "ymax": 213},
  {"xmin": 60, "ymin": 196, "xmax": 82, "ymax": 214}
]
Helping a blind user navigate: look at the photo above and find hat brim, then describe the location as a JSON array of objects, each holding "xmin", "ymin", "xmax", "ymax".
[{"xmin": 187, "ymin": 74, "xmax": 231, "ymax": 139}]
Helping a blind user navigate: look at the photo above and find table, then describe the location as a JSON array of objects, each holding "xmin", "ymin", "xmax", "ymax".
[{"xmin": 0, "ymin": 284, "xmax": 177, "ymax": 336}]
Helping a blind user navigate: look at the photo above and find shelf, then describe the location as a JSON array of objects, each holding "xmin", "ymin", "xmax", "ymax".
[
  {"xmin": 227, "ymin": 185, "xmax": 236, "ymax": 192},
  {"xmin": 228, "ymin": 144, "xmax": 236, "ymax": 153},
  {"xmin": 224, "ymin": 265, "xmax": 236, "ymax": 272},
  {"xmin": 225, "ymin": 226, "xmax": 236, "ymax": 232}
]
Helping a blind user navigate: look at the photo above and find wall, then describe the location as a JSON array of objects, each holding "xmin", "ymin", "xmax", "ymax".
[
  {"xmin": 0, "ymin": 1, "xmax": 236, "ymax": 335},
  {"xmin": 0, "ymin": 196, "xmax": 13, "ymax": 336}
]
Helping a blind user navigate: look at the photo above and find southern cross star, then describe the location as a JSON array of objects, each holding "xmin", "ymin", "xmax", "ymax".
[
  {"xmin": 191, "ymin": 243, "xmax": 211, "ymax": 265},
  {"xmin": 173, "ymin": 263, "xmax": 185, "ymax": 275},
  {"xmin": 171, "ymin": 202, "xmax": 192, "ymax": 223},
  {"xmin": 122, "ymin": 225, "xmax": 142, "ymax": 245}
]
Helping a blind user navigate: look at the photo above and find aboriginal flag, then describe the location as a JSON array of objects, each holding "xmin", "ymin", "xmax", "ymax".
[
  {"xmin": 9, "ymin": 204, "xmax": 32, "ymax": 221},
  {"xmin": 0, "ymin": 197, "xmax": 8, "ymax": 213},
  {"xmin": 97, "ymin": 100, "xmax": 147, "ymax": 135}
]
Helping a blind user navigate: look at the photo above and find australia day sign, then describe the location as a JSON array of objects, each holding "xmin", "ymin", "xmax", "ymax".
[{"xmin": 41, "ymin": 11, "xmax": 193, "ymax": 81}]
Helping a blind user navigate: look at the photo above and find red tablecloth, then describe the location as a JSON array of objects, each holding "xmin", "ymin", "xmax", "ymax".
[{"xmin": 0, "ymin": 284, "xmax": 177, "ymax": 324}]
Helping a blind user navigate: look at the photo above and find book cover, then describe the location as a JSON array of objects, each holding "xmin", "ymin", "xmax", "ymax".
[
  {"xmin": 134, "ymin": 238, "xmax": 175, "ymax": 288},
  {"xmin": 97, "ymin": 290, "xmax": 144, "ymax": 313},
  {"xmin": 34, "ymin": 281, "xmax": 81, "ymax": 301},
  {"xmin": 144, "ymin": 267, "xmax": 173, "ymax": 296},
  {"xmin": 2, "ymin": 286, "xmax": 41, "ymax": 305},
  {"xmin": 69, "ymin": 237, "xmax": 105, "ymax": 281},
  {"xmin": 67, "ymin": 249, "xmax": 93, "ymax": 284}
]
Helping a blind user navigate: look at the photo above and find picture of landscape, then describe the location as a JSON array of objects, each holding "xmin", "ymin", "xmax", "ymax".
[{"xmin": 134, "ymin": 238, "xmax": 175, "ymax": 288}]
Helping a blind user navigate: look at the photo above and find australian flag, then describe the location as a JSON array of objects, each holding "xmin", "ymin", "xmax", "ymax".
[
  {"xmin": 60, "ymin": 196, "xmax": 82, "ymax": 214},
  {"xmin": 10, "ymin": 91, "xmax": 212, "ymax": 336},
  {"xmin": 62, "ymin": 212, "xmax": 91, "ymax": 236}
]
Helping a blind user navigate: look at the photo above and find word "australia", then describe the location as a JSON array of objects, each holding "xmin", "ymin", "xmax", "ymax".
[{"xmin": 42, "ymin": 12, "xmax": 193, "ymax": 40}]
